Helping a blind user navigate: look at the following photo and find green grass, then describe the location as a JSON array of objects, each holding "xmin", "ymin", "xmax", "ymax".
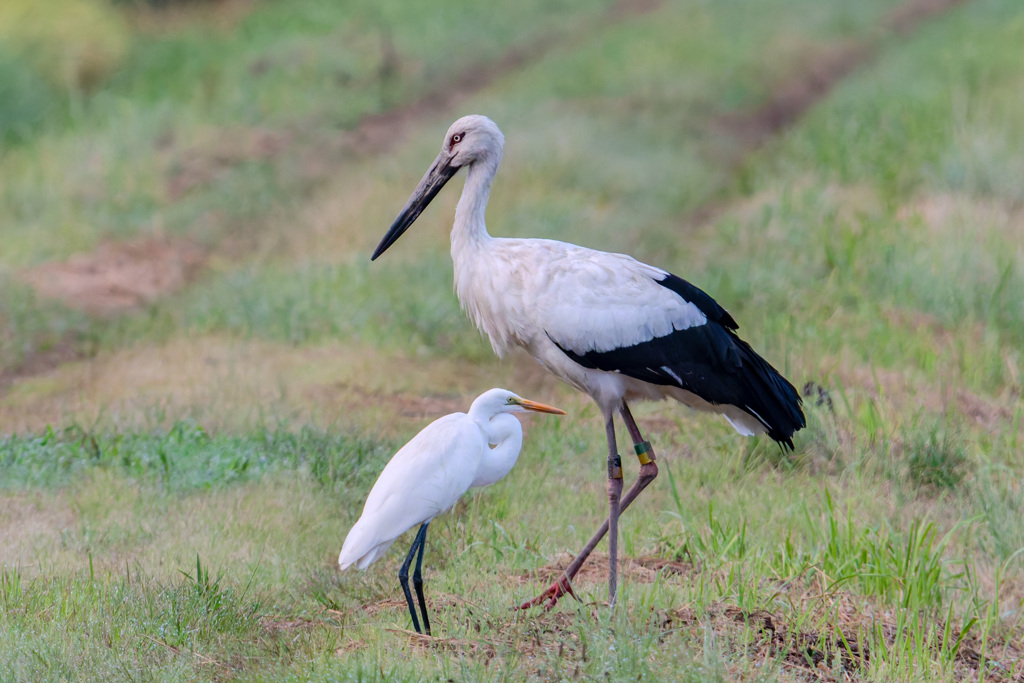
[
  {"xmin": 84, "ymin": 0, "xmax": 905, "ymax": 358},
  {"xmin": 2, "ymin": 0, "xmax": 1024, "ymax": 680},
  {"xmin": 0, "ymin": 47, "xmax": 60, "ymax": 145},
  {"xmin": 0, "ymin": 421, "xmax": 391, "ymax": 490},
  {"xmin": 0, "ymin": 0, "xmax": 617, "ymax": 267},
  {"xmin": 0, "ymin": 277, "xmax": 89, "ymax": 371},
  {"xmin": 0, "ymin": 415, "xmax": 1018, "ymax": 680},
  {"xmin": 101, "ymin": 254, "xmax": 494, "ymax": 363}
]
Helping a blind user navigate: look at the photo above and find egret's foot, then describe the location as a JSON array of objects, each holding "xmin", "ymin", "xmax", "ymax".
[{"xmin": 517, "ymin": 575, "xmax": 578, "ymax": 611}]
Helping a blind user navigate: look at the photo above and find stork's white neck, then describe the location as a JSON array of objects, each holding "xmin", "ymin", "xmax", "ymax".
[
  {"xmin": 449, "ymin": 152, "xmax": 514, "ymax": 356},
  {"xmin": 451, "ymin": 156, "xmax": 499, "ymax": 259}
]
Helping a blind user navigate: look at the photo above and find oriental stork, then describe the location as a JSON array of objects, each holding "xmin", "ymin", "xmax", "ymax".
[{"xmin": 371, "ymin": 115, "xmax": 805, "ymax": 608}]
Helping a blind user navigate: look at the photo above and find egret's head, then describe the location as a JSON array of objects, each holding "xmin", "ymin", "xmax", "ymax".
[
  {"xmin": 470, "ymin": 388, "xmax": 566, "ymax": 419},
  {"xmin": 371, "ymin": 115, "xmax": 504, "ymax": 261}
]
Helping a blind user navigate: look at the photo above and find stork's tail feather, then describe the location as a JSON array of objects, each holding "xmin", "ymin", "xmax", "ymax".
[
  {"xmin": 730, "ymin": 336, "xmax": 805, "ymax": 450},
  {"xmin": 550, "ymin": 317, "xmax": 805, "ymax": 449}
]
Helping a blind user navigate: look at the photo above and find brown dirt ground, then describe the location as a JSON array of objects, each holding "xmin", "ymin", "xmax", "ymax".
[
  {"xmin": 20, "ymin": 236, "xmax": 206, "ymax": 315},
  {"xmin": 127, "ymin": 0, "xmax": 258, "ymax": 35},
  {"xmin": 346, "ymin": 556, "xmax": 1024, "ymax": 682},
  {"xmin": 508, "ymin": 554, "xmax": 1024, "ymax": 681},
  {"xmin": 520, "ymin": 551, "xmax": 693, "ymax": 588}
]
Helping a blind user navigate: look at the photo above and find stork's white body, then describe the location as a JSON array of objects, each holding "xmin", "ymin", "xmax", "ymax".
[
  {"xmin": 370, "ymin": 115, "xmax": 804, "ymax": 607},
  {"xmin": 446, "ymin": 119, "xmax": 762, "ymax": 435},
  {"xmin": 454, "ymin": 235, "xmax": 763, "ymax": 436}
]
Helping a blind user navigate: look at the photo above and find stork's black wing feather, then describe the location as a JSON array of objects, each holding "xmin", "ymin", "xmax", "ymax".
[
  {"xmin": 553, "ymin": 274, "xmax": 804, "ymax": 449},
  {"xmin": 656, "ymin": 273, "xmax": 738, "ymax": 330}
]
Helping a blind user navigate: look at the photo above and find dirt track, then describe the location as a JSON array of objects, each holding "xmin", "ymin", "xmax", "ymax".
[
  {"xmin": 726, "ymin": 0, "xmax": 969, "ymax": 154},
  {"xmin": 3, "ymin": 0, "xmax": 971, "ymax": 393}
]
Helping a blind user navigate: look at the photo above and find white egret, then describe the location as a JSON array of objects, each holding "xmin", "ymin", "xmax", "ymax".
[
  {"xmin": 338, "ymin": 387, "xmax": 565, "ymax": 635},
  {"xmin": 370, "ymin": 115, "xmax": 806, "ymax": 608}
]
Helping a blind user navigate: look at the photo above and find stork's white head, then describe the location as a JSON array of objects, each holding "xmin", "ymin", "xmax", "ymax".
[
  {"xmin": 371, "ymin": 115, "xmax": 505, "ymax": 260},
  {"xmin": 442, "ymin": 115, "xmax": 505, "ymax": 169},
  {"xmin": 468, "ymin": 388, "xmax": 565, "ymax": 421}
]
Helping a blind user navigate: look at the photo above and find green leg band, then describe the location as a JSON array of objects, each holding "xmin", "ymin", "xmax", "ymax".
[{"xmin": 634, "ymin": 441, "xmax": 655, "ymax": 465}]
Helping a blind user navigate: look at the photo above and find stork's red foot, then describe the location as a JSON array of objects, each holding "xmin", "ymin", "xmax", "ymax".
[{"xmin": 517, "ymin": 575, "xmax": 578, "ymax": 611}]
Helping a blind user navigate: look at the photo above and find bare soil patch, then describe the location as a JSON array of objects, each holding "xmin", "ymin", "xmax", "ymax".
[
  {"xmin": 524, "ymin": 556, "xmax": 1021, "ymax": 680},
  {"xmin": 513, "ymin": 554, "xmax": 1023, "ymax": 681},
  {"xmin": 20, "ymin": 236, "xmax": 205, "ymax": 315},
  {"xmin": 128, "ymin": 0, "xmax": 258, "ymax": 35},
  {"xmin": 723, "ymin": 38, "xmax": 871, "ymax": 154},
  {"xmin": 885, "ymin": 0, "xmax": 970, "ymax": 34},
  {"xmin": 312, "ymin": 382, "xmax": 467, "ymax": 423},
  {"xmin": 4, "ymin": 237, "xmax": 202, "ymax": 395},
  {"xmin": 521, "ymin": 551, "xmax": 693, "ymax": 589},
  {"xmin": 678, "ymin": 602, "xmax": 1024, "ymax": 682},
  {"xmin": 0, "ymin": 335, "xmax": 80, "ymax": 394}
]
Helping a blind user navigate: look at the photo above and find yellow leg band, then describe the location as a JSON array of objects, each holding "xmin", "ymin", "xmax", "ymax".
[
  {"xmin": 608, "ymin": 454, "xmax": 623, "ymax": 480},
  {"xmin": 634, "ymin": 441, "xmax": 655, "ymax": 465}
]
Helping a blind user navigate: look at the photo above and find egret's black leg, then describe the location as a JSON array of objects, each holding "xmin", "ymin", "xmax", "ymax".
[
  {"xmin": 412, "ymin": 522, "xmax": 431, "ymax": 636},
  {"xmin": 398, "ymin": 524, "xmax": 427, "ymax": 633},
  {"xmin": 519, "ymin": 401, "xmax": 658, "ymax": 611}
]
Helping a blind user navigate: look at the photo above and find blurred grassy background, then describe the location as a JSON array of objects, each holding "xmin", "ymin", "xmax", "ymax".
[{"xmin": 1, "ymin": 0, "xmax": 1023, "ymax": 680}]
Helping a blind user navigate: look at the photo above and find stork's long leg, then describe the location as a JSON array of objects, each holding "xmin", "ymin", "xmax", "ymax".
[
  {"xmin": 605, "ymin": 415, "xmax": 623, "ymax": 606},
  {"xmin": 519, "ymin": 401, "xmax": 659, "ymax": 610},
  {"xmin": 398, "ymin": 523, "xmax": 429, "ymax": 633},
  {"xmin": 412, "ymin": 522, "xmax": 431, "ymax": 636}
]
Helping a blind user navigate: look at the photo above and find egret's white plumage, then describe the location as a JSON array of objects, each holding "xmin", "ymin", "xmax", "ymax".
[
  {"xmin": 337, "ymin": 411, "xmax": 480, "ymax": 571},
  {"xmin": 338, "ymin": 388, "xmax": 563, "ymax": 634},
  {"xmin": 371, "ymin": 115, "xmax": 805, "ymax": 607},
  {"xmin": 339, "ymin": 388, "xmax": 564, "ymax": 572}
]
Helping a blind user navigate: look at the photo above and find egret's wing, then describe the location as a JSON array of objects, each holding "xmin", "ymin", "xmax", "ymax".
[{"xmin": 339, "ymin": 414, "xmax": 481, "ymax": 569}]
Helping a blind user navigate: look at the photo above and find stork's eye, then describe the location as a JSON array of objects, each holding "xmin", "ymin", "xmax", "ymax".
[{"xmin": 451, "ymin": 133, "xmax": 464, "ymax": 145}]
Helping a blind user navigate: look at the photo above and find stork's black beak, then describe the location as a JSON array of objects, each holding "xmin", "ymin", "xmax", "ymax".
[{"xmin": 371, "ymin": 152, "xmax": 460, "ymax": 261}]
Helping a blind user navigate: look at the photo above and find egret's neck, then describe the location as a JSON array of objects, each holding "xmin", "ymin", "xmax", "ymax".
[
  {"xmin": 468, "ymin": 412, "xmax": 523, "ymax": 489},
  {"xmin": 451, "ymin": 156, "xmax": 499, "ymax": 261}
]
